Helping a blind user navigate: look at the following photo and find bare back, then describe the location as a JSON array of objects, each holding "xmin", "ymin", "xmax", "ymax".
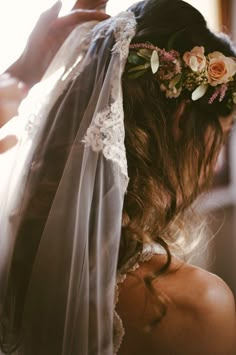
[{"xmin": 116, "ymin": 254, "xmax": 236, "ymax": 355}]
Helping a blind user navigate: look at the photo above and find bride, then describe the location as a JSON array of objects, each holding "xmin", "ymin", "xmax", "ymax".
[{"xmin": 0, "ymin": 0, "xmax": 235, "ymax": 354}]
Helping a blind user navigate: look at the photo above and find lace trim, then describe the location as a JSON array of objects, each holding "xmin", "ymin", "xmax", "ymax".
[
  {"xmin": 113, "ymin": 309, "xmax": 125, "ymax": 354},
  {"xmin": 92, "ymin": 11, "xmax": 136, "ymax": 60},
  {"xmin": 113, "ymin": 244, "xmax": 166, "ymax": 354},
  {"xmin": 83, "ymin": 12, "xmax": 137, "ymax": 193},
  {"xmin": 83, "ymin": 99, "xmax": 128, "ymax": 185},
  {"xmin": 112, "ymin": 12, "xmax": 137, "ymax": 61}
]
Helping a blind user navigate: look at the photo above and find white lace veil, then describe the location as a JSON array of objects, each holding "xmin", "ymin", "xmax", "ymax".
[{"xmin": 0, "ymin": 11, "xmax": 136, "ymax": 355}]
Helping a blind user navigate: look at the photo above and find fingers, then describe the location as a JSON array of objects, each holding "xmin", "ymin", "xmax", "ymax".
[
  {"xmin": 0, "ymin": 135, "xmax": 18, "ymax": 154},
  {"xmin": 0, "ymin": 100, "xmax": 24, "ymax": 127},
  {"xmin": 51, "ymin": 10, "xmax": 110, "ymax": 31},
  {"xmin": 47, "ymin": 0, "xmax": 62, "ymax": 14},
  {"xmin": 28, "ymin": 0, "xmax": 62, "ymax": 44},
  {"xmin": 0, "ymin": 75, "xmax": 28, "ymax": 101},
  {"xmin": 0, "ymin": 74, "xmax": 28, "ymax": 128},
  {"xmin": 37, "ymin": 1, "xmax": 62, "ymax": 28}
]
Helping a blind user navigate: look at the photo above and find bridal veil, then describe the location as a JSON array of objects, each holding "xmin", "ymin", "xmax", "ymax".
[{"xmin": 0, "ymin": 11, "xmax": 136, "ymax": 354}]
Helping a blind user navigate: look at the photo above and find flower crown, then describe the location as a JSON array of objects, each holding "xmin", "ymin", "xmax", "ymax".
[{"xmin": 127, "ymin": 43, "xmax": 236, "ymax": 109}]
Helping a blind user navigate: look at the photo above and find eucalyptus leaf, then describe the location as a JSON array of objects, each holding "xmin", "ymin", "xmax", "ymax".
[
  {"xmin": 192, "ymin": 84, "xmax": 209, "ymax": 101},
  {"xmin": 137, "ymin": 49, "xmax": 152, "ymax": 61},
  {"xmin": 139, "ymin": 49, "xmax": 152, "ymax": 57},
  {"xmin": 176, "ymin": 77, "xmax": 184, "ymax": 90},
  {"xmin": 233, "ymin": 93, "xmax": 236, "ymax": 104},
  {"xmin": 128, "ymin": 63, "xmax": 151, "ymax": 73},
  {"xmin": 169, "ymin": 74, "xmax": 182, "ymax": 88},
  {"xmin": 151, "ymin": 50, "xmax": 159, "ymax": 74},
  {"xmin": 128, "ymin": 53, "xmax": 142, "ymax": 65},
  {"xmin": 137, "ymin": 52, "xmax": 152, "ymax": 61},
  {"xmin": 128, "ymin": 70, "xmax": 147, "ymax": 79}
]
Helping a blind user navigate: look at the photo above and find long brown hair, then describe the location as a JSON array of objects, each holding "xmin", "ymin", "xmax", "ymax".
[
  {"xmin": 1, "ymin": 0, "xmax": 236, "ymax": 351},
  {"xmin": 119, "ymin": 0, "xmax": 236, "ymax": 267}
]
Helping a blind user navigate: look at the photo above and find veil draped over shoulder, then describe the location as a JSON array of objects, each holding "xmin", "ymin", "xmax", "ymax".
[{"xmin": 0, "ymin": 12, "xmax": 136, "ymax": 355}]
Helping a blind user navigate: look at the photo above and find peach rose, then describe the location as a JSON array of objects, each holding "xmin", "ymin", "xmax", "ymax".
[
  {"xmin": 207, "ymin": 51, "xmax": 236, "ymax": 86},
  {"xmin": 183, "ymin": 46, "xmax": 206, "ymax": 72}
]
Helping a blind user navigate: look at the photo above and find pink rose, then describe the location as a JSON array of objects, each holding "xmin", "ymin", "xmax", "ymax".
[
  {"xmin": 183, "ymin": 46, "xmax": 206, "ymax": 72},
  {"xmin": 207, "ymin": 51, "xmax": 236, "ymax": 86}
]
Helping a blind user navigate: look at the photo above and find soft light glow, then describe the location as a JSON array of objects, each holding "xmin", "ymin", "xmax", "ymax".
[
  {"xmin": 0, "ymin": 0, "xmax": 56, "ymax": 73},
  {"xmin": 0, "ymin": 0, "xmax": 76, "ymax": 73},
  {"xmin": 0, "ymin": 0, "xmax": 220, "ymax": 73},
  {"xmin": 106, "ymin": 0, "xmax": 137, "ymax": 15}
]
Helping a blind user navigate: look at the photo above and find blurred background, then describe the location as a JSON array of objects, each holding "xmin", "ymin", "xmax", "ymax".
[
  {"xmin": 0, "ymin": 0, "xmax": 226, "ymax": 72},
  {"xmin": 0, "ymin": 0, "xmax": 235, "ymax": 295}
]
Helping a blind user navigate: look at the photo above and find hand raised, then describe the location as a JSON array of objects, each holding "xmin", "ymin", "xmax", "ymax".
[
  {"xmin": 0, "ymin": 73, "xmax": 28, "ymax": 128},
  {"xmin": 0, "ymin": 73, "xmax": 28, "ymax": 153},
  {"xmin": 7, "ymin": 1, "xmax": 109, "ymax": 87}
]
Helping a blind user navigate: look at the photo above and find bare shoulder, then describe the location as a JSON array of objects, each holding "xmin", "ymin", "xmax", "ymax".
[
  {"xmin": 172, "ymin": 261, "xmax": 236, "ymax": 353},
  {"xmin": 174, "ymin": 259, "xmax": 235, "ymax": 313},
  {"xmin": 117, "ymin": 254, "xmax": 236, "ymax": 355}
]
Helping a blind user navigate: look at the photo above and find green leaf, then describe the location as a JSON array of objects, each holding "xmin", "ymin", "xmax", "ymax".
[
  {"xmin": 176, "ymin": 74, "xmax": 184, "ymax": 89},
  {"xmin": 128, "ymin": 63, "xmax": 151, "ymax": 73},
  {"xmin": 128, "ymin": 53, "xmax": 142, "ymax": 65},
  {"xmin": 137, "ymin": 48, "xmax": 152, "ymax": 61},
  {"xmin": 137, "ymin": 53, "xmax": 151, "ymax": 61},
  {"xmin": 128, "ymin": 70, "xmax": 147, "ymax": 79},
  {"xmin": 140, "ymin": 48, "xmax": 152, "ymax": 56},
  {"xmin": 151, "ymin": 50, "xmax": 160, "ymax": 74},
  {"xmin": 233, "ymin": 92, "xmax": 236, "ymax": 104},
  {"xmin": 169, "ymin": 74, "xmax": 182, "ymax": 89},
  {"xmin": 192, "ymin": 84, "xmax": 209, "ymax": 101}
]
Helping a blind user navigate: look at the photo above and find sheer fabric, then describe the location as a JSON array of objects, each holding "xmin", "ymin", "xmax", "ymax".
[
  {"xmin": 114, "ymin": 243, "xmax": 167, "ymax": 353},
  {"xmin": 0, "ymin": 12, "xmax": 136, "ymax": 355}
]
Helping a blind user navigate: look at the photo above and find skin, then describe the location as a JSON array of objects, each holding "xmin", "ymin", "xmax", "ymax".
[
  {"xmin": 0, "ymin": 0, "xmax": 109, "ymax": 153},
  {"xmin": 1, "ymin": 3, "xmax": 235, "ymax": 351},
  {"xmin": 7, "ymin": 0, "xmax": 109, "ymax": 87},
  {"xmin": 116, "ymin": 113, "xmax": 236, "ymax": 354},
  {"xmin": 0, "ymin": 74, "xmax": 28, "ymax": 153},
  {"xmin": 117, "ymin": 254, "xmax": 236, "ymax": 354},
  {"xmin": 0, "ymin": 73, "xmax": 28, "ymax": 128}
]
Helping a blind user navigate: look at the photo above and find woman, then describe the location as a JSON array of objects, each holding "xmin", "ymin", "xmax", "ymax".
[
  {"xmin": 7, "ymin": 0, "xmax": 109, "ymax": 87},
  {"xmin": 0, "ymin": 0, "xmax": 235, "ymax": 354},
  {"xmin": 0, "ymin": 0, "xmax": 108, "ymax": 154}
]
